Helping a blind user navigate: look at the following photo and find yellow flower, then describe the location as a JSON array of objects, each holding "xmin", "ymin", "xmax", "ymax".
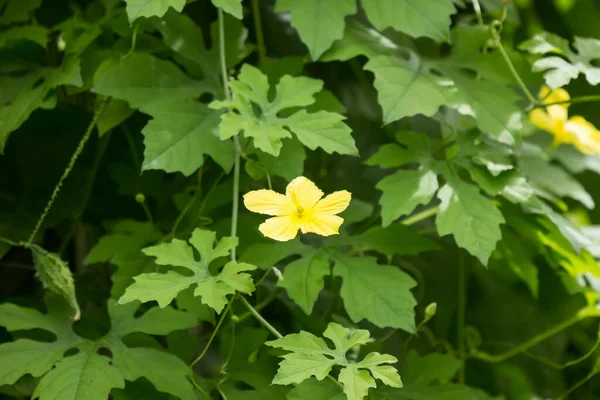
[
  {"xmin": 529, "ymin": 86, "xmax": 600, "ymax": 155},
  {"xmin": 243, "ymin": 177, "xmax": 351, "ymax": 242}
]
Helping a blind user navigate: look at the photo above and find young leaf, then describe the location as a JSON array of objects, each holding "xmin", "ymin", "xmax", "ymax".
[
  {"xmin": 124, "ymin": 0, "xmax": 185, "ymax": 22},
  {"xmin": 275, "ymin": 0, "xmax": 357, "ymax": 60},
  {"xmin": 30, "ymin": 245, "xmax": 80, "ymax": 321},
  {"xmin": 281, "ymin": 251, "xmax": 330, "ymax": 314},
  {"xmin": 377, "ymin": 168, "xmax": 439, "ymax": 227},
  {"xmin": 435, "ymin": 180, "xmax": 505, "ymax": 264},
  {"xmin": 267, "ymin": 322, "xmax": 401, "ymax": 399},
  {"xmin": 119, "ymin": 229, "xmax": 256, "ymax": 311},
  {"xmin": 520, "ymin": 32, "xmax": 600, "ymax": 88},
  {"xmin": 209, "ymin": 64, "xmax": 357, "ymax": 156},
  {"xmin": 332, "ymin": 254, "xmax": 417, "ymax": 332}
]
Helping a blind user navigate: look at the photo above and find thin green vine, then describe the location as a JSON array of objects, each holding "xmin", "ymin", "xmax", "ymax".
[{"xmin": 26, "ymin": 98, "xmax": 108, "ymax": 247}]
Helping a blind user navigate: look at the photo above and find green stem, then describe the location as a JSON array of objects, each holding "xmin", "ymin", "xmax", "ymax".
[
  {"xmin": 228, "ymin": 292, "xmax": 277, "ymax": 328},
  {"xmin": 218, "ymin": 8, "xmax": 242, "ymax": 262},
  {"xmin": 171, "ymin": 168, "xmax": 203, "ymax": 236},
  {"xmin": 557, "ymin": 363, "xmax": 600, "ymax": 400},
  {"xmin": 122, "ymin": 22, "xmax": 140, "ymax": 59},
  {"xmin": 0, "ymin": 237, "xmax": 21, "ymax": 247},
  {"xmin": 189, "ymin": 297, "xmax": 235, "ymax": 397},
  {"xmin": 472, "ymin": 308, "xmax": 600, "ymax": 363},
  {"xmin": 139, "ymin": 199, "xmax": 154, "ymax": 224},
  {"xmin": 489, "ymin": 23, "xmax": 537, "ymax": 106},
  {"xmin": 457, "ymin": 251, "xmax": 466, "ymax": 384},
  {"xmin": 401, "ymin": 206, "xmax": 439, "ymax": 226},
  {"xmin": 533, "ymin": 95, "xmax": 600, "ymax": 109},
  {"xmin": 471, "ymin": 0, "xmax": 485, "ymax": 26},
  {"xmin": 26, "ymin": 99, "xmax": 108, "ymax": 247},
  {"xmin": 251, "ymin": 0, "xmax": 266, "ymax": 65},
  {"xmin": 240, "ymin": 296, "xmax": 282, "ymax": 338}
]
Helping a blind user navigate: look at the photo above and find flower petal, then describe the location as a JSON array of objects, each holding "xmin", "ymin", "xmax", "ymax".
[
  {"xmin": 541, "ymin": 86, "xmax": 570, "ymax": 104},
  {"xmin": 565, "ymin": 116, "xmax": 600, "ymax": 155},
  {"xmin": 541, "ymin": 86, "xmax": 569, "ymax": 122},
  {"xmin": 286, "ymin": 176, "xmax": 323, "ymax": 211},
  {"xmin": 244, "ymin": 189, "xmax": 296, "ymax": 216},
  {"xmin": 259, "ymin": 216, "xmax": 300, "ymax": 241},
  {"xmin": 312, "ymin": 190, "xmax": 351, "ymax": 215},
  {"xmin": 529, "ymin": 109, "xmax": 556, "ymax": 133},
  {"xmin": 299, "ymin": 214, "xmax": 344, "ymax": 236}
]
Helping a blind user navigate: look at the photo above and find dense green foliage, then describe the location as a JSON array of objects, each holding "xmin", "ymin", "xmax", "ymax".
[{"xmin": 3, "ymin": 0, "xmax": 600, "ymax": 399}]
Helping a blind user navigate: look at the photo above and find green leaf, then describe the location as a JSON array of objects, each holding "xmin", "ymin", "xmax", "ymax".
[
  {"xmin": 240, "ymin": 240, "xmax": 311, "ymax": 268},
  {"xmin": 366, "ymin": 132, "xmax": 432, "ymax": 169},
  {"xmin": 287, "ymin": 379, "xmax": 342, "ymax": 400},
  {"xmin": 209, "ymin": 64, "xmax": 357, "ymax": 156},
  {"xmin": 363, "ymin": 27, "xmax": 523, "ymax": 140},
  {"xmin": 402, "ymin": 350, "xmax": 461, "ymax": 385},
  {"xmin": 110, "ymin": 346, "xmax": 195, "ymax": 400},
  {"xmin": 520, "ymin": 32, "xmax": 600, "ymax": 88},
  {"xmin": 0, "ymin": 295, "xmax": 197, "ymax": 400},
  {"xmin": 320, "ymin": 21, "xmax": 401, "ymax": 62},
  {"xmin": 446, "ymin": 72, "xmax": 522, "ymax": 143},
  {"xmin": 267, "ymin": 322, "xmax": 400, "ymax": 398},
  {"xmin": 97, "ymin": 99, "xmax": 134, "ymax": 137},
  {"xmin": 0, "ymin": 25, "xmax": 49, "ymax": 48},
  {"xmin": 0, "ymin": 340, "xmax": 70, "ymax": 386},
  {"xmin": 211, "ymin": 0, "xmax": 242, "ymax": 19},
  {"xmin": 32, "ymin": 346, "xmax": 125, "ymax": 400},
  {"xmin": 107, "ymin": 300, "xmax": 197, "ymax": 337},
  {"xmin": 30, "ymin": 245, "xmax": 80, "ymax": 321},
  {"xmin": 0, "ymin": 0, "xmax": 42, "ymax": 25},
  {"xmin": 364, "ymin": 55, "xmax": 451, "ymax": 125},
  {"xmin": 328, "ymin": 224, "xmax": 440, "ymax": 258},
  {"xmin": 435, "ymin": 180, "xmax": 504, "ymax": 264},
  {"xmin": 92, "ymin": 53, "xmax": 208, "ymax": 112},
  {"xmin": 0, "ymin": 57, "xmax": 86, "ymax": 153},
  {"xmin": 275, "ymin": 0, "xmax": 357, "ymax": 60},
  {"xmin": 124, "ymin": 0, "xmax": 185, "ymax": 22},
  {"xmin": 377, "ymin": 169, "xmax": 439, "ymax": 227},
  {"xmin": 338, "ymin": 365, "xmax": 376, "ymax": 400},
  {"xmin": 119, "ymin": 229, "xmax": 256, "ymax": 311},
  {"xmin": 491, "ymin": 229, "xmax": 539, "ymax": 297},
  {"xmin": 361, "ymin": 0, "xmax": 456, "ymax": 42},
  {"xmin": 157, "ymin": 10, "xmax": 252, "ymax": 95},
  {"xmin": 519, "ymin": 156, "xmax": 594, "ymax": 209},
  {"xmin": 253, "ymin": 137, "xmax": 307, "ymax": 181},
  {"xmin": 84, "ymin": 220, "xmax": 162, "ymax": 265},
  {"xmin": 281, "ymin": 251, "xmax": 330, "ymax": 314},
  {"xmin": 332, "ymin": 254, "xmax": 417, "ymax": 332},
  {"xmin": 141, "ymin": 100, "xmax": 234, "ymax": 175}
]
